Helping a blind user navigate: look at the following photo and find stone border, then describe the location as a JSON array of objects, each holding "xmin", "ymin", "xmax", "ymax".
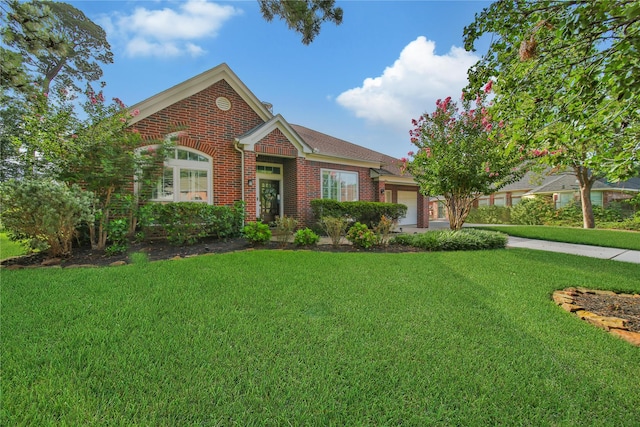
[{"xmin": 553, "ymin": 287, "xmax": 640, "ymax": 346}]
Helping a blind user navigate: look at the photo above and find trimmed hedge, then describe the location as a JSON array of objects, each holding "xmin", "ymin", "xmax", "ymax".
[
  {"xmin": 137, "ymin": 201, "xmax": 245, "ymax": 245},
  {"xmin": 310, "ymin": 199, "xmax": 407, "ymax": 228},
  {"xmin": 466, "ymin": 206, "xmax": 511, "ymax": 224},
  {"xmin": 392, "ymin": 229, "xmax": 508, "ymax": 251}
]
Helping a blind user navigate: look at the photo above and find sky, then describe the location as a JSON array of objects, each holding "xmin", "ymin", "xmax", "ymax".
[{"xmin": 70, "ymin": 0, "xmax": 493, "ymax": 159}]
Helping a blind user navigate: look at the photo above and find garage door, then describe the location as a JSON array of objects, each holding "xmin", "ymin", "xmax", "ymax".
[{"xmin": 397, "ymin": 191, "xmax": 417, "ymax": 226}]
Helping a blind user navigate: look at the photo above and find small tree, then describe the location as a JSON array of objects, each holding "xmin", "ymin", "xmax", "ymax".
[{"xmin": 404, "ymin": 87, "xmax": 530, "ymax": 230}]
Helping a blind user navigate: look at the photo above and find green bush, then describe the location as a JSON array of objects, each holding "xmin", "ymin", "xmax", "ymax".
[
  {"xmin": 0, "ymin": 179, "xmax": 95, "ymax": 257},
  {"xmin": 293, "ymin": 228, "xmax": 320, "ymax": 246},
  {"xmin": 311, "ymin": 199, "xmax": 407, "ymax": 228},
  {"xmin": 243, "ymin": 221, "xmax": 272, "ymax": 245},
  {"xmin": 137, "ymin": 202, "xmax": 244, "ymax": 245},
  {"xmin": 105, "ymin": 218, "xmax": 129, "ymax": 255},
  {"xmin": 510, "ymin": 197, "xmax": 555, "ymax": 225},
  {"xmin": 392, "ymin": 229, "xmax": 508, "ymax": 251},
  {"xmin": 466, "ymin": 205, "xmax": 511, "ymax": 224},
  {"xmin": 346, "ymin": 222, "xmax": 377, "ymax": 249}
]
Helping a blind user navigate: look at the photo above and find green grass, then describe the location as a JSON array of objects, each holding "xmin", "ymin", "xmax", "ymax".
[
  {"xmin": 0, "ymin": 232, "xmax": 27, "ymax": 260},
  {"xmin": 3, "ymin": 250, "xmax": 640, "ymax": 425},
  {"xmin": 474, "ymin": 225, "xmax": 640, "ymax": 251}
]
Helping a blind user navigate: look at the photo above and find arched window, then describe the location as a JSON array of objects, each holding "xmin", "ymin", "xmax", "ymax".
[{"xmin": 140, "ymin": 146, "xmax": 212, "ymax": 203}]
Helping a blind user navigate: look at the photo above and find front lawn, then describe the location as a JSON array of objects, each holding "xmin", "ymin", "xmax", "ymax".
[
  {"xmin": 2, "ymin": 249, "xmax": 639, "ymax": 425},
  {"xmin": 474, "ymin": 225, "xmax": 640, "ymax": 251},
  {"xmin": 0, "ymin": 232, "xmax": 27, "ymax": 260}
]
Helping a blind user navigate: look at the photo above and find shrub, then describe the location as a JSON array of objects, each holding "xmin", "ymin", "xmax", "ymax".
[
  {"xmin": 466, "ymin": 205, "xmax": 511, "ymax": 224},
  {"xmin": 105, "ymin": 218, "xmax": 129, "ymax": 255},
  {"xmin": 311, "ymin": 199, "xmax": 407, "ymax": 228},
  {"xmin": 293, "ymin": 228, "xmax": 320, "ymax": 246},
  {"xmin": 274, "ymin": 215, "xmax": 298, "ymax": 246},
  {"xmin": 137, "ymin": 202, "xmax": 244, "ymax": 245},
  {"xmin": 346, "ymin": 222, "xmax": 377, "ymax": 249},
  {"xmin": 510, "ymin": 197, "xmax": 555, "ymax": 225},
  {"xmin": 374, "ymin": 215, "xmax": 396, "ymax": 246},
  {"xmin": 551, "ymin": 201, "xmax": 583, "ymax": 226},
  {"xmin": 242, "ymin": 221, "xmax": 272, "ymax": 245},
  {"xmin": 392, "ymin": 229, "xmax": 507, "ymax": 251},
  {"xmin": 319, "ymin": 216, "xmax": 349, "ymax": 247},
  {"xmin": 0, "ymin": 179, "xmax": 95, "ymax": 257}
]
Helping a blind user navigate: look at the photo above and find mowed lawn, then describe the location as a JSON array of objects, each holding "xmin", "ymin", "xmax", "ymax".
[
  {"xmin": 2, "ymin": 249, "xmax": 640, "ymax": 425},
  {"xmin": 475, "ymin": 225, "xmax": 640, "ymax": 251}
]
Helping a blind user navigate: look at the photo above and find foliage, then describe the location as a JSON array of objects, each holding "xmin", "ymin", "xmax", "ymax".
[
  {"xmin": 0, "ymin": 179, "xmax": 94, "ymax": 257},
  {"xmin": 258, "ymin": 0, "xmax": 343, "ymax": 45},
  {"xmin": 138, "ymin": 202, "xmax": 244, "ymax": 246},
  {"xmin": 392, "ymin": 229, "xmax": 508, "ymax": 251},
  {"xmin": 510, "ymin": 197, "xmax": 555, "ymax": 225},
  {"xmin": 373, "ymin": 215, "xmax": 396, "ymax": 247},
  {"xmin": 346, "ymin": 222, "xmax": 377, "ymax": 249},
  {"xmin": 463, "ymin": 1, "xmax": 640, "ymax": 228},
  {"xmin": 319, "ymin": 216, "xmax": 349, "ymax": 247},
  {"xmin": 0, "ymin": 102, "xmax": 27, "ymax": 181},
  {"xmin": 242, "ymin": 220, "xmax": 272, "ymax": 246},
  {"xmin": 274, "ymin": 215, "xmax": 298, "ymax": 246},
  {"xmin": 1, "ymin": 0, "xmax": 113, "ymax": 94},
  {"xmin": 293, "ymin": 227, "xmax": 320, "ymax": 247},
  {"xmin": 311, "ymin": 199, "xmax": 407, "ymax": 228},
  {"xmin": 104, "ymin": 218, "xmax": 129, "ymax": 255},
  {"xmin": 404, "ymin": 89, "xmax": 530, "ymax": 230},
  {"xmin": 466, "ymin": 206, "xmax": 511, "ymax": 224}
]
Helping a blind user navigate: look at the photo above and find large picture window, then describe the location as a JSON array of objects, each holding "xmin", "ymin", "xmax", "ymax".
[
  {"xmin": 144, "ymin": 147, "xmax": 212, "ymax": 203},
  {"xmin": 321, "ymin": 169, "xmax": 358, "ymax": 201}
]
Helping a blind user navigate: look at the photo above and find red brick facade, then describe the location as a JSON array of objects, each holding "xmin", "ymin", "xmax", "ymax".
[{"xmin": 129, "ymin": 65, "xmax": 427, "ymax": 228}]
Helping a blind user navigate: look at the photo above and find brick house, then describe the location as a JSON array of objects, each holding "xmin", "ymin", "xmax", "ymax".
[{"xmin": 129, "ymin": 63, "xmax": 428, "ymax": 228}]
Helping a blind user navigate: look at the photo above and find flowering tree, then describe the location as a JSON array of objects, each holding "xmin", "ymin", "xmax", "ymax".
[
  {"xmin": 59, "ymin": 86, "xmax": 168, "ymax": 250},
  {"xmin": 404, "ymin": 85, "xmax": 531, "ymax": 230}
]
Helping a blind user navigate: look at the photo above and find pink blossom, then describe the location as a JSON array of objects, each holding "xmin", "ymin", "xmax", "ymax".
[
  {"xmin": 131, "ymin": 109, "xmax": 140, "ymax": 117},
  {"xmin": 71, "ymin": 134, "xmax": 78, "ymax": 139},
  {"xmin": 91, "ymin": 97, "xmax": 97, "ymax": 105},
  {"xmin": 484, "ymin": 80, "xmax": 493, "ymax": 93},
  {"xmin": 43, "ymin": 92, "xmax": 48, "ymax": 98},
  {"xmin": 407, "ymin": 151, "xmax": 414, "ymax": 156},
  {"xmin": 119, "ymin": 117, "xmax": 127, "ymax": 123},
  {"xmin": 425, "ymin": 147, "xmax": 431, "ymax": 158}
]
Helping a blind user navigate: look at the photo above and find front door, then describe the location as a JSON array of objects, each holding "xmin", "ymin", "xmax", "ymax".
[{"xmin": 259, "ymin": 179, "xmax": 280, "ymax": 223}]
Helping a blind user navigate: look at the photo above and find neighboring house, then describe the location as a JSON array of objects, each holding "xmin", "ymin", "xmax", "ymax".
[
  {"xmin": 429, "ymin": 170, "xmax": 640, "ymax": 220},
  {"xmin": 128, "ymin": 63, "xmax": 429, "ymax": 228}
]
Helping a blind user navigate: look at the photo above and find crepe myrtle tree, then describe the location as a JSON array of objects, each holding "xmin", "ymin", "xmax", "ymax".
[{"xmin": 403, "ymin": 83, "xmax": 532, "ymax": 230}]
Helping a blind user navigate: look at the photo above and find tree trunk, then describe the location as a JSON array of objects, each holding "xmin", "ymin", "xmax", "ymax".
[
  {"xmin": 575, "ymin": 166, "xmax": 595, "ymax": 229},
  {"xmin": 446, "ymin": 193, "xmax": 475, "ymax": 230}
]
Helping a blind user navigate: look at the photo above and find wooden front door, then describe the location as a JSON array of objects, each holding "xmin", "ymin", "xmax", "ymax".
[{"xmin": 259, "ymin": 179, "xmax": 280, "ymax": 223}]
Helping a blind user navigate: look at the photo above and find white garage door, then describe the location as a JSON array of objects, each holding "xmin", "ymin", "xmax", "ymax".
[{"xmin": 397, "ymin": 191, "xmax": 417, "ymax": 226}]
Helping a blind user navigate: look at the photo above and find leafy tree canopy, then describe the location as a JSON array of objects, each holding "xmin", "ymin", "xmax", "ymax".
[
  {"xmin": 258, "ymin": 0, "xmax": 343, "ymax": 44},
  {"xmin": 462, "ymin": 0, "xmax": 639, "ymax": 227},
  {"xmin": 1, "ymin": 0, "xmax": 113, "ymax": 94},
  {"xmin": 404, "ymin": 86, "xmax": 531, "ymax": 230}
]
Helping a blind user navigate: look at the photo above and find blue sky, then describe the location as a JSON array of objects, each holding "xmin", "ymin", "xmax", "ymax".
[{"xmin": 72, "ymin": 0, "xmax": 492, "ymax": 158}]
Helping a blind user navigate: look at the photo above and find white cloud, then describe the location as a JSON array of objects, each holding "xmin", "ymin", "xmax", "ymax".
[
  {"xmin": 336, "ymin": 36, "xmax": 479, "ymax": 131},
  {"xmin": 104, "ymin": 0, "xmax": 242, "ymax": 58}
]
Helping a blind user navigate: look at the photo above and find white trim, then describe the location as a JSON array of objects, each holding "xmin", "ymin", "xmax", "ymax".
[
  {"xmin": 235, "ymin": 114, "xmax": 313, "ymax": 156},
  {"xmin": 128, "ymin": 63, "xmax": 273, "ymax": 125}
]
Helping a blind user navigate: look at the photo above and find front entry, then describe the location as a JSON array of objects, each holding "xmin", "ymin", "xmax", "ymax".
[{"xmin": 259, "ymin": 179, "xmax": 280, "ymax": 223}]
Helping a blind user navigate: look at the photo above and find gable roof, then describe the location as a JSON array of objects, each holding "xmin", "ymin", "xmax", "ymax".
[
  {"xmin": 236, "ymin": 115, "xmax": 313, "ymax": 156},
  {"xmin": 291, "ymin": 124, "xmax": 404, "ymax": 175},
  {"xmin": 128, "ymin": 63, "xmax": 273, "ymax": 126}
]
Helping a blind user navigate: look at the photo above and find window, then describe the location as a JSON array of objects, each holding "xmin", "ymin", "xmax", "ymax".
[
  {"xmin": 144, "ymin": 147, "xmax": 212, "ymax": 203},
  {"xmin": 493, "ymin": 195, "xmax": 505, "ymax": 207},
  {"xmin": 477, "ymin": 197, "xmax": 490, "ymax": 207},
  {"xmin": 321, "ymin": 169, "xmax": 358, "ymax": 201}
]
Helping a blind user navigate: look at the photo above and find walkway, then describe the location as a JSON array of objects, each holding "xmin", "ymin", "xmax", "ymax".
[{"xmin": 399, "ymin": 223, "xmax": 640, "ymax": 264}]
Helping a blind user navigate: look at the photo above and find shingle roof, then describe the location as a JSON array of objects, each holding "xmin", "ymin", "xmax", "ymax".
[{"xmin": 290, "ymin": 124, "xmax": 405, "ymax": 176}]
